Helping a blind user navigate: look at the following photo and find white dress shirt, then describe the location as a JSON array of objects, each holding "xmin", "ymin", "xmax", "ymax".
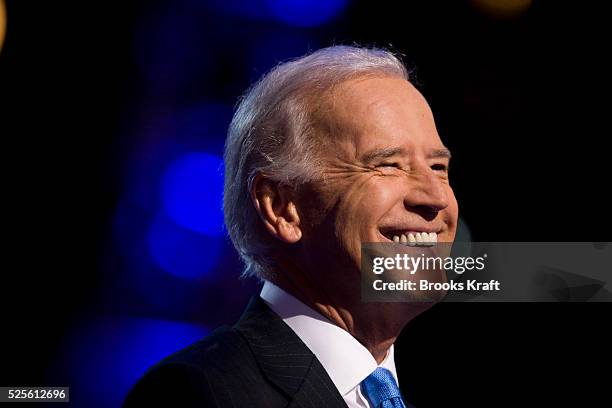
[{"xmin": 260, "ymin": 281, "xmax": 399, "ymax": 408}]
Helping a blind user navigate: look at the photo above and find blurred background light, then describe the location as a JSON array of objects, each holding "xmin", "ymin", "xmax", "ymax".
[
  {"xmin": 161, "ymin": 152, "xmax": 225, "ymax": 236},
  {"xmin": 169, "ymin": 104, "xmax": 232, "ymax": 155},
  {"xmin": 205, "ymin": 0, "xmax": 350, "ymax": 27},
  {"xmin": 265, "ymin": 0, "xmax": 350, "ymax": 27},
  {"xmin": 248, "ymin": 29, "xmax": 319, "ymax": 80},
  {"xmin": 59, "ymin": 317, "xmax": 208, "ymax": 408},
  {"xmin": 133, "ymin": 8, "xmax": 214, "ymax": 91},
  {"xmin": 470, "ymin": 0, "xmax": 532, "ymax": 19},
  {"xmin": 0, "ymin": 0, "xmax": 6, "ymax": 53},
  {"xmin": 110, "ymin": 199, "xmax": 221, "ymax": 315},
  {"xmin": 147, "ymin": 212, "xmax": 224, "ymax": 280},
  {"xmin": 205, "ymin": 0, "xmax": 272, "ymax": 21},
  {"xmin": 121, "ymin": 103, "xmax": 232, "ymax": 215}
]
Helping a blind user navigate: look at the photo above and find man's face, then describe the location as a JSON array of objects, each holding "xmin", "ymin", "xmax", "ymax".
[{"xmin": 295, "ymin": 76, "xmax": 458, "ymax": 300}]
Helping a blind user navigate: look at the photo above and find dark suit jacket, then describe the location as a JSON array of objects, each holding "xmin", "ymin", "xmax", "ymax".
[{"xmin": 124, "ymin": 296, "xmax": 415, "ymax": 408}]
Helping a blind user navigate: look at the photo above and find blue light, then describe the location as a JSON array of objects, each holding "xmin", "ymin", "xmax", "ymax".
[
  {"xmin": 133, "ymin": 8, "xmax": 215, "ymax": 91},
  {"xmin": 147, "ymin": 213, "xmax": 224, "ymax": 279},
  {"xmin": 161, "ymin": 152, "xmax": 225, "ymax": 236},
  {"xmin": 172, "ymin": 103, "xmax": 233, "ymax": 155},
  {"xmin": 248, "ymin": 29, "xmax": 319, "ymax": 81},
  {"xmin": 122, "ymin": 103, "xmax": 232, "ymax": 214},
  {"xmin": 265, "ymin": 0, "xmax": 349, "ymax": 27},
  {"xmin": 205, "ymin": 0, "xmax": 272, "ymax": 21},
  {"xmin": 59, "ymin": 317, "xmax": 208, "ymax": 408}
]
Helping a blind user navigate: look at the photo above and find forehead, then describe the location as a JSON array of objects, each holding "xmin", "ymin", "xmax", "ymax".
[{"xmin": 316, "ymin": 76, "xmax": 445, "ymax": 158}]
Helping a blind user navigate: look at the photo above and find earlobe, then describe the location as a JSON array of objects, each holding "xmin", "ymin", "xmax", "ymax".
[
  {"xmin": 276, "ymin": 210, "xmax": 302, "ymax": 243},
  {"xmin": 251, "ymin": 174, "xmax": 302, "ymax": 244}
]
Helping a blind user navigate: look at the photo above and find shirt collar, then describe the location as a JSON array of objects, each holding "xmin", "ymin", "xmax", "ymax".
[{"xmin": 260, "ymin": 280, "xmax": 398, "ymax": 396}]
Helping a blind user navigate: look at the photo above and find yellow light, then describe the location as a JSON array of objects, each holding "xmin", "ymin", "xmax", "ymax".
[
  {"xmin": 0, "ymin": 0, "xmax": 6, "ymax": 53},
  {"xmin": 470, "ymin": 0, "xmax": 532, "ymax": 19}
]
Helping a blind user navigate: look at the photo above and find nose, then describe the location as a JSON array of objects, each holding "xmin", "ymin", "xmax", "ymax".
[{"xmin": 403, "ymin": 170, "xmax": 449, "ymax": 219}]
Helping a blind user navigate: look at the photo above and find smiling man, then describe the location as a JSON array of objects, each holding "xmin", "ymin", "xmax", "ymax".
[{"xmin": 125, "ymin": 45, "xmax": 458, "ymax": 408}]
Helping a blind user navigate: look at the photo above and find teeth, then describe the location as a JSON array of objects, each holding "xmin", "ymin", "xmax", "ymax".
[{"xmin": 390, "ymin": 232, "xmax": 438, "ymax": 246}]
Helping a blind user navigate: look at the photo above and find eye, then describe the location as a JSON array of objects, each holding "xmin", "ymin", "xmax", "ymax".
[
  {"xmin": 431, "ymin": 163, "xmax": 448, "ymax": 172},
  {"xmin": 376, "ymin": 162, "xmax": 401, "ymax": 169}
]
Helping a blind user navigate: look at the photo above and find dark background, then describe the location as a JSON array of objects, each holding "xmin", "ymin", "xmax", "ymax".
[{"xmin": 1, "ymin": 0, "xmax": 610, "ymax": 406}]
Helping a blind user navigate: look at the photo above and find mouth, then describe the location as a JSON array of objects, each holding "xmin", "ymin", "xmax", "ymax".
[{"xmin": 379, "ymin": 228, "xmax": 440, "ymax": 247}]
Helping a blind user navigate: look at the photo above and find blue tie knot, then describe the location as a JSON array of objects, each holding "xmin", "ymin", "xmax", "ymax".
[{"xmin": 361, "ymin": 367, "xmax": 406, "ymax": 408}]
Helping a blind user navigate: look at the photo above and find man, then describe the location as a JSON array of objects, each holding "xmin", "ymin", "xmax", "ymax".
[{"xmin": 124, "ymin": 45, "xmax": 458, "ymax": 408}]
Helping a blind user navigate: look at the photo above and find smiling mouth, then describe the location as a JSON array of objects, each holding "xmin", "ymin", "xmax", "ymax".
[{"xmin": 380, "ymin": 230, "xmax": 439, "ymax": 246}]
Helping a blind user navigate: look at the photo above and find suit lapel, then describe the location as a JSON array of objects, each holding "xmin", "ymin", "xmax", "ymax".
[{"xmin": 235, "ymin": 296, "xmax": 348, "ymax": 408}]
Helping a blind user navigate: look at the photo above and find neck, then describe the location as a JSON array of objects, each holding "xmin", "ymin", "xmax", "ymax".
[{"xmin": 270, "ymin": 263, "xmax": 430, "ymax": 364}]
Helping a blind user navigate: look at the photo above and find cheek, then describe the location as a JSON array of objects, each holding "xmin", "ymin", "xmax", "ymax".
[
  {"xmin": 445, "ymin": 186, "xmax": 460, "ymax": 231},
  {"xmin": 357, "ymin": 180, "xmax": 398, "ymax": 218},
  {"xmin": 336, "ymin": 177, "xmax": 402, "ymax": 236}
]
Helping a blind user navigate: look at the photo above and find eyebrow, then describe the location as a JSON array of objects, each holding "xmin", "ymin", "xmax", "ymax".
[
  {"xmin": 359, "ymin": 146, "xmax": 452, "ymax": 163},
  {"xmin": 359, "ymin": 147, "xmax": 406, "ymax": 163},
  {"xmin": 428, "ymin": 147, "xmax": 452, "ymax": 160}
]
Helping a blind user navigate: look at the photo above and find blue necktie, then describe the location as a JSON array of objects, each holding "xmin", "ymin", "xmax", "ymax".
[{"xmin": 361, "ymin": 367, "xmax": 407, "ymax": 408}]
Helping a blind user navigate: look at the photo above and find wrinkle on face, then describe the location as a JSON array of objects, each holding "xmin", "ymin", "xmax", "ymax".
[
  {"xmin": 268, "ymin": 75, "xmax": 459, "ymax": 361},
  {"xmin": 291, "ymin": 75, "xmax": 458, "ymax": 305}
]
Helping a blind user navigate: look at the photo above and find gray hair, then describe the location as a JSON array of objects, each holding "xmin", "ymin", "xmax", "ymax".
[{"xmin": 223, "ymin": 45, "xmax": 410, "ymax": 279}]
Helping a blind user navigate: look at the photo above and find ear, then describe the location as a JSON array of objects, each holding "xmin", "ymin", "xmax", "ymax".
[{"xmin": 251, "ymin": 174, "xmax": 302, "ymax": 244}]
